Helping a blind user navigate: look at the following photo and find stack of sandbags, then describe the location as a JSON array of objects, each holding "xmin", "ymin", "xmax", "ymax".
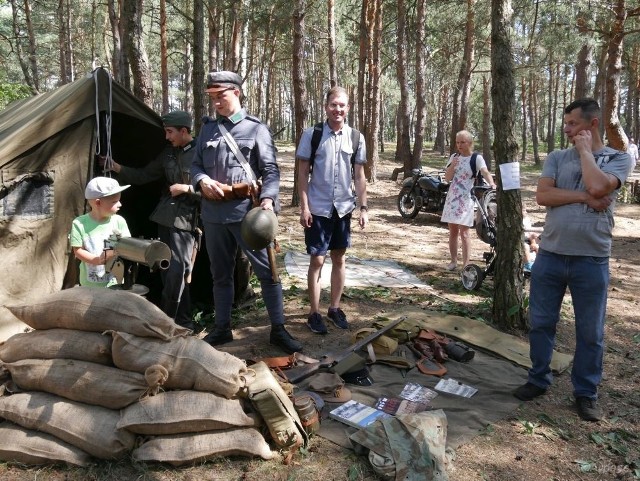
[{"xmin": 0, "ymin": 286, "xmax": 273, "ymax": 466}]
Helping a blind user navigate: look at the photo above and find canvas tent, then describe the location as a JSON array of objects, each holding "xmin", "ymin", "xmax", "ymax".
[{"xmin": 0, "ymin": 68, "xmax": 168, "ymax": 341}]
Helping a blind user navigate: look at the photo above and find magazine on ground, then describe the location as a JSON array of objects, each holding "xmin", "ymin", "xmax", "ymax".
[
  {"xmin": 329, "ymin": 400, "xmax": 392, "ymax": 429},
  {"xmin": 434, "ymin": 377, "xmax": 478, "ymax": 398},
  {"xmin": 374, "ymin": 396, "xmax": 430, "ymax": 415},
  {"xmin": 399, "ymin": 382, "xmax": 439, "ymax": 405}
]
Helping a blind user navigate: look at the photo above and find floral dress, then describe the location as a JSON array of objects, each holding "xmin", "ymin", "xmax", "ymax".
[{"xmin": 440, "ymin": 153, "xmax": 486, "ymax": 227}]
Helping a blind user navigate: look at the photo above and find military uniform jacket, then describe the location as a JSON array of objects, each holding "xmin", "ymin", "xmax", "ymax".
[
  {"xmin": 191, "ymin": 109, "xmax": 280, "ymax": 224},
  {"xmin": 118, "ymin": 140, "xmax": 201, "ymax": 231}
]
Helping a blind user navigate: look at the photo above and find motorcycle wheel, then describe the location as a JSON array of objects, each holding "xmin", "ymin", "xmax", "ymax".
[
  {"xmin": 397, "ymin": 187, "xmax": 423, "ymax": 219},
  {"xmin": 461, "ymin": 264, "xmax": 484, "ymax": 291}
]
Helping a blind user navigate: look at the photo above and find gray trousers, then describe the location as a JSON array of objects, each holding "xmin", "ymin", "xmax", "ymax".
[
  {"xmin": 158, "ymin": 225, "xmax": 195, "ymax": 325},
  {"xmin": 203, "ymin": 221, "xmax": 284, "ymax": 328}
]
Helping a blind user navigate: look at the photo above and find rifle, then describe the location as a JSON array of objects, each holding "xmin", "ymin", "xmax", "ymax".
[{"xmin": 285, "ymin": 316, "xmax": 407, "ymax": 384}]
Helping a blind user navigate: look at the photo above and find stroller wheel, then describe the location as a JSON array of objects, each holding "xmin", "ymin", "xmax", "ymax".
[{"xmin": 461, "ymin": 264, "xmax": 484, "ymax": 291}]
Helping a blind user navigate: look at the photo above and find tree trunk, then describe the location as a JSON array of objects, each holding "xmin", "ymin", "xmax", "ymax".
[
  {"xmin": 411, "ymin": 0, "xmax": 427, "ymax": 168},
  {"xmin": 575, "ymin": 44, "xmax": 593, "ymax": 99},
  {"xmin": 450, "ymin": 0, "xmax": 475, "ymax": 153},
  {"xmin": 107, "ymin": 0, "xmax": 127, "ymax": 87},
  {"xmin": 491, "ymin": 0, "xmax": 526, "ymax": 331},
  {"xmin": 228, "ymin": 1, "xmax": 242, "ymax": 71},
  {"xmin": 123, "ymin": 0, "xmax": 153, "ymax": 105},
  {"xmin": 160, "ymin": 0, "xmax": 169, "ymax": 114},
  {"xmin": 356, "ymin": 0, "xmax": 368, "ymax": 129},
  {"xmin": 207, "ymin": 0, "xmax": 220, "ymax": 115},
  {"xmin": 603, "ymin": 0, "xmax": 627, "ymax": 150},
  {"xmin": 528, "ymin": 74, "xmax": 540, "ymax": 166},
  {"xmin": 434, "ymin": 85, "xmax": 448, "ymax": 155},
  {"xmin": 23, "ymin": 0, "xmax": 40, "ymax": 89},
  {"xmin": 58, "ymin": 0, "xmax": 69, "ymax": 85},
  {"xmin": 547, "ymin": 62, "xmax": 560, "ymax": 153},
  {"xmin": 327, "ymin": 0, "xmax": 337, "ymax": 87},
  {"xmin": 395, "ymin": 0, "xmax": 412, "ymax": 174},
  {"xmin": 630, "ymin": 45, "xmax": 640, "ymax": 140},
  {"xmin": 520, "ymin": 76, "xmax": 527, "ymax": 163},
  {"xmin": 192, "ymin": 0, "xmax": 205, "ymax": 132},
  {"xmin": 482, "ymin": 75, "xmax": 492, "ymax": 169},
  {"xmin": 363, "ymin": 0, "xmax": 382, "ymax": 182},
  {"xmin": 291, "ymin": 0, "xmax": 308, "ymax": 206},
  {"xmin": 10, "ymin": 0, "xmax": 36, "ymax": 93}
]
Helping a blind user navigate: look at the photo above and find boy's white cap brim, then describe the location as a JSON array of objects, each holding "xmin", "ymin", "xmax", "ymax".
[{"xmin": 85, "ymin": 176, "xmax": 130, "ymax": 200}]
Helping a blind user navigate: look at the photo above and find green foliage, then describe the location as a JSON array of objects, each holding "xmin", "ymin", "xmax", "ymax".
[
  {"xmin": 519, "ymin": 419, "xmax": 538, "ymax": 435},
  {"xmin": 590, "ymin": 429, "xmax": 638, "ymax": 457},
  {"xmin": 0, "ymin": 83, "xmax": 31, "ymax": 111}
]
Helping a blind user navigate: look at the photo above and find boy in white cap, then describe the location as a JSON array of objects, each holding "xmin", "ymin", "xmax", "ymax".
[{"xmin": 69, "ymin": 176, "xmax": 131, "ymax": 287}]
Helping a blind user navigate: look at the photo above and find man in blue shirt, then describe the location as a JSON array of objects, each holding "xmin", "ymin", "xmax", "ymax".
[{"xmin": 296, "ymin": 87, "xmax": 368, "ymax": 335}]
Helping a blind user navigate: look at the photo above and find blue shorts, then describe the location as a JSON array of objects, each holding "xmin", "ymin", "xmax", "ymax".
[{"xmin": 305, "ymin": 210, "xmax": 352, "ymax": 256}]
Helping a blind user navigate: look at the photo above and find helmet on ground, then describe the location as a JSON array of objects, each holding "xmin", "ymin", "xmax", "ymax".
[{"xmin": 241, "ymin": 207, "xmax": 278, "ymax": 250}]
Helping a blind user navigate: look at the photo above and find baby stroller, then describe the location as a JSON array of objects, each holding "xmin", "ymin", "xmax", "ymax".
[{"xmin": 460, "ymin": 186, "xmax": 497, "ymax": 290}]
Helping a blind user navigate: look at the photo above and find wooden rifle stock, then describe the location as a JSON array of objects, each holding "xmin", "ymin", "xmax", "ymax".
[
  {"xmin": 285, "ymin": 316, "xmax": 407, "ymax": 384},
  {"xmin": 267, "ymin": 241, "xmax": 279, "ymax": 283}
]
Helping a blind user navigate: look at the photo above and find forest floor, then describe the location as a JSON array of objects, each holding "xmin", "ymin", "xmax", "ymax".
[{"xmin": 1, "ymin": 145, "xmax": 639, "ymax": 481}]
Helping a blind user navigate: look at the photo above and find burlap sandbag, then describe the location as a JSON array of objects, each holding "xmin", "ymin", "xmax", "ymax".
[
  {"xmin": 2, "ymin": 359, "xmax": 167, "ymax": 409},
  {"xmin": 118, "ymin": 390, "xmax": 256, "ymax": 435},
  {"xmin": 111, "ymin": 331, "xmax": 248, "ymax": 398},
  {"xmin": 131, "ymin": 427, "xmax": 273, "ymax": 466},
  {"xmin": 6, "ymin": 286, "xmax": 190, "ymax": 340},
  {"xmin": 0, "ymin": 329, "xmax": 112, "ymax": 365},
  {"xmin": 0, "ymin": 391, "xmax": 135, "ymax": 459},
  {"xmin": 0, "ymin": 421, "xmax": 92, "ymax": 466}
]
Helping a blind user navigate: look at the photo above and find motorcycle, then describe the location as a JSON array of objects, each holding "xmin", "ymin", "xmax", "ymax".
[{"xmin": 397, "ymin": 168, "xmax": 449, "ymax": 219}]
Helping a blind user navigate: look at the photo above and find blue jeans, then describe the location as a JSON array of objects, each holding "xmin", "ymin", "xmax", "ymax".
[{"xmin": 528, "ymin": 249, "xmax": 609, "ymax": 399}]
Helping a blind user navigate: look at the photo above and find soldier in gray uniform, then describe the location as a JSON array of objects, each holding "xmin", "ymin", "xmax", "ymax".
[
  {"xmin": 191, "ymin": 70, "xmax": 302, "ymax": 354},
  {"xmin": 107, "ymin": 111, "xmax": 201, "ymax": 330}
]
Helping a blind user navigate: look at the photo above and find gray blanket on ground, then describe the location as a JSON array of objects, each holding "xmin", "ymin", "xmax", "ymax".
[{"xmin": 302, "ymin": 346, "xmax": 525, "ymax": 450}]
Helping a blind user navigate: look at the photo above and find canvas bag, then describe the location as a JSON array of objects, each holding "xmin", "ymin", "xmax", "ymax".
[
  {"xmin": 0, "ymin": 391, "xmax": 134, "ymax": 459},
  {"xmin": 2, "ymin": 359, "xmax": 167, "ymax": 409},
  {"xmin": 111, "ymin": 331, "xmax": 248, "ymax": 398},
  {"xmin": 118, "ymin": 390, "xmax": 257, "ymax": 435},
  {"xmin": 6, "ymin": 286, "xmax": 191, "ymax": 340},
  {"xmin": 131, "ymin": 427, "xmax": 273, "ymax": 466},
  {"xmin": 0, "ymin": 421, "xmax": 93, "ymax": 467},
  {"xmin": 0, "ymin": 329, "xmax": 112, "ymax": 365}
]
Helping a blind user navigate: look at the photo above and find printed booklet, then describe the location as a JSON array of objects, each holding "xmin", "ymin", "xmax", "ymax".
[
  {"xmin": 374, "ymin": 396, "xmax": 429, "ymax": 415},
  {"xmin": 329, "ymin": 400, "xmax": 392, "ymax": 429},
  {"xmin": 399, "ymin": 382, "xmax": 439, "ymax": 405}
]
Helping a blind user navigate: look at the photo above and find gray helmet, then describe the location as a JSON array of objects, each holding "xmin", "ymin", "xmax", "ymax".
[{"xmin": 240, "ymin": 207, "xmax": 278, "ymax": 250}]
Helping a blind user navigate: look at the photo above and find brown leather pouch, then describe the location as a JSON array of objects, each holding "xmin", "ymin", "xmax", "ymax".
[
  {"xmin": 220, "ymin": 183, "xmax": 235, "ymax": 200},
  {"xmin": 231, "ymin": 182, "xmax": 252, "ymax": 199}
]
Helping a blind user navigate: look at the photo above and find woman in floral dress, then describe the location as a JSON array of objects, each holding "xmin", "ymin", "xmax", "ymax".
[{"xmin": 441, "ymin": 130, "xmax": 495, "ymax": 271}]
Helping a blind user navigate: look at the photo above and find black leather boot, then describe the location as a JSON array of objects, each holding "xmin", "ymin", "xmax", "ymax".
[
  {"xmin": 270, "ymin": 324, "xmax": 303, "ymax": 354},
  {"xmin": 203, "ymin": 326, "xmax": 233, "ymax": 346}
]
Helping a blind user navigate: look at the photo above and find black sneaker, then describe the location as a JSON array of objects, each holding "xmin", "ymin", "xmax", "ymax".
[
  {"xmin": 514, "ymin": 382, "xmax": 547, "ymax": 401},
  {"xmin": 327, "ymin": 308, "xmax": 349, "ymax": 329},
  {"xmin": 307, "ymin": 312, "xmax": 328, "ymax": 334},
  {"xmin": 203, "ymin": 326, "xmax": 233, "ymax": 346},
  {"xmin": 575, "ymin": 397, "xmax": 602, "ymax": 422},
  {"xmin": 270, "ymin": 325, "xmax": 303, "ymax": 354}
]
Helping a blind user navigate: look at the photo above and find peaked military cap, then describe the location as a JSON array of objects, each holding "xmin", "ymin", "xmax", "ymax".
[
  {"xmin": 205, "ymin": 71, "xmax": 243, "ymax": 93},
  {"xmin": 161, "ymin": 110, "xmax": 192, "ymax": 129}
]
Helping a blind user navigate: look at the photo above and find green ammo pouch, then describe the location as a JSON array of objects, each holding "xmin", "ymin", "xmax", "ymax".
[
  {"xmin": 242, "ymin": 361, "xmax": 308, "ymax": 450},
  {"xmin": 372, "ymin": 319, "xmax": 420, "ymax": 344}
]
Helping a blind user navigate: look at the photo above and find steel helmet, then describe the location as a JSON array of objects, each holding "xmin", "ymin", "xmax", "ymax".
[{"xmin": 240, "ymin": 207, "xmax": 278, "ymax": 250}]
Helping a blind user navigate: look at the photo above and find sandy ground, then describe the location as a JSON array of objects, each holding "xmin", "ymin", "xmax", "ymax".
[{"xmin": 1, "ymin": 146, "xmax": 638, "ymax": 480}]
